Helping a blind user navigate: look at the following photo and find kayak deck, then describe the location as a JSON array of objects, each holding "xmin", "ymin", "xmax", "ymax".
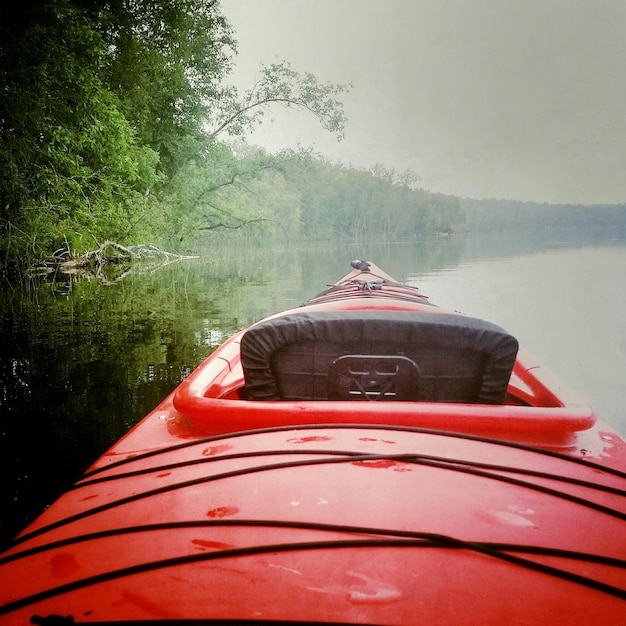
[{"xmin": 2, "ymin": 425, "xmax": 626, "ymax": 624}]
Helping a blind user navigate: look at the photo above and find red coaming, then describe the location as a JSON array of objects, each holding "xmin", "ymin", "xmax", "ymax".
[{"xmin": 171, "ymin": 296, "xmax": 596, "ymax": 445}]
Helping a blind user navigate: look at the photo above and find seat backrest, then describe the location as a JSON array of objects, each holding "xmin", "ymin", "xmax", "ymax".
[{"xmin": 240, "ymin": 310, "xmax": 518, "ymax": 404}]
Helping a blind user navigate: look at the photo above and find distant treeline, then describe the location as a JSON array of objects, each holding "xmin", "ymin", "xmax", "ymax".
[
  {"xmin": 215, "ymin": 154, "xmax": 467, "ymax": 244},
  {"xmin": 228, "ymin": 160, "xmax": 626, "ymax": 243},
  {"xmin": 461, "ymin": 198, "xmax": 626, "ymax": 237}
]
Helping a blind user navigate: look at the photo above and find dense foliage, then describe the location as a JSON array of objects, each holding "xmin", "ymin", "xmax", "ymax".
[
  {"xmin": 1, "ymin": 0, "xmax": 166, "ymax": 257},
  {"xmin": 3, "ymin": 1, "xmax": 622, "ymax": 269}
]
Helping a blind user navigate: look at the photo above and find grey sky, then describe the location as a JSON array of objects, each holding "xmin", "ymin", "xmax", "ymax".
[{"xmin": 221, "ymin": 0, "xmax": 626, "ymax": 204}]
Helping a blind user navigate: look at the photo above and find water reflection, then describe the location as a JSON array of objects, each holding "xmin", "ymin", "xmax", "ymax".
[{"xmin": 1, "ymin": 235, "xmax": 624, "ymax": 549}]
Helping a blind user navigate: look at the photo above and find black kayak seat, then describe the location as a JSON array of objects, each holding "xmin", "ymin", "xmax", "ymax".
[{"xmin": 240, "ymin": 310, "xmax": 519, "ymax": 404}]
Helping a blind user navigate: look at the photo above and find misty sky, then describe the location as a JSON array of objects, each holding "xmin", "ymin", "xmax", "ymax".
[{"xmin": 221, "ymin": 0, "xmax": 626, "ymax": 205}]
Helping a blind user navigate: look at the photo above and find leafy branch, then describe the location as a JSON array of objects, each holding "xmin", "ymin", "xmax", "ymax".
[{"xmin": 209, "ymin": 61, "xmax": 352, "ymax": 140}]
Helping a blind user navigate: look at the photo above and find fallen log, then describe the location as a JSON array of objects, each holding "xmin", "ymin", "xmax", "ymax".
[{"xmin": 28, "ymin": 242, "xmax": 197, "ymax": 283}]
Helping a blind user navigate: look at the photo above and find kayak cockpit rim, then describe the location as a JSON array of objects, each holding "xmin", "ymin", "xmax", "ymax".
[{"xmin": 172, "ymin": 261, "xmax": 596, "ymax": 443}]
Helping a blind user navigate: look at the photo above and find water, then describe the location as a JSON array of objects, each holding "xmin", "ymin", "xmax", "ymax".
[{"xmin": 1, "ymin": 235, "xmax": 625, "ymax": 548}]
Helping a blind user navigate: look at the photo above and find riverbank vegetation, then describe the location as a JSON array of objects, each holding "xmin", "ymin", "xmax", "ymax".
[
  {"xmin": 2, "ymin": 0, "xmax": 626, "ymax": 275},
  {"xmin": 1, "ymin": 0, "xmax": 354, "ymax": 265}
]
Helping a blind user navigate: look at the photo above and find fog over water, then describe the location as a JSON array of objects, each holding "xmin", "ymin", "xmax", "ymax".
[{"xmin": 222, "ymin": 0, "xmax": 626, "ymax": 205}]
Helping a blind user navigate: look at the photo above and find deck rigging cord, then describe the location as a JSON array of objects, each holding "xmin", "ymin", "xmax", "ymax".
[
  {"xmin": 70, "ymin": 447, "xmax": 626, "ymax": 500},
  {"xmin": 3, "ymin": 451, "xmax": 625, "ymax": 609},
  {"xmin": 2, "ymin": 524, "xmax": 626, "ymax": 617},
  {"xmin": 7, "ymin": 447, "xmax": 626, "ymax": 549},
  {"xmin": 76, "ymin": 423, "xmax": 626, "ymax": 482},
  {"xmin": 306, "ymin": 278, "xmax": 431, "ymax": 305}
]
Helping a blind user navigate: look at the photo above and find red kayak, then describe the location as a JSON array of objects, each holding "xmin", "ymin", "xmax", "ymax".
[{"xmin": 1, "ymin": 260, "xmax": 625, "ymax": 624}]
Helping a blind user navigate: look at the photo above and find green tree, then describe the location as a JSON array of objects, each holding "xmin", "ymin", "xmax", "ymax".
[
  {"xmin": 87, "ymin": 0, "xmax": 236, "ymax": 179},
  {"xmin": 159, "ymin": 59, "xmax": 351, "ymax": 239},
  {"xmin": 0, "ymin": 0, "xmax": 162, "ymax": 259}
]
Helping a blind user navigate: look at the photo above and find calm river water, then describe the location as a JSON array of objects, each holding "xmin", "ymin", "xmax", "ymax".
[{"xmin": 1, "ymin": 233, "xmax": 625, "ymax": 548}]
